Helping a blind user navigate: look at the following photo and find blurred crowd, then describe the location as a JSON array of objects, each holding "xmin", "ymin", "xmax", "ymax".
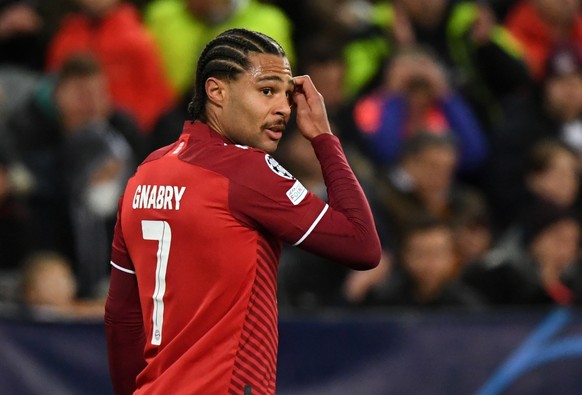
[{"xmin": 0, "ymin": 0, "xmax": 582, "ymax": 319}]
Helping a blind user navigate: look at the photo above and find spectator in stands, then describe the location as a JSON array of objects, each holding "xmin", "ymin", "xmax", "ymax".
[
  {"xmin": 371, "ymin": 132, "xmax": 489, "ymax": 252},
  {"xmin": 465, "ymin": 200, "xmax": 582, "ymax": 305},
  {"xmin": 504, "ymin": 0, "xmax": 582, "ymax": 82},
  {"xmin": 19, "ymin": 250, "xmax": 77, "ymax": 317},
  {"xmin": 0, "ymin": 63, "xmax": 36, "ymax": 277},
  {"xmin": 468, "ymin": 138, "xmax": 581, "ymax": 288},
  {"xmin": 525, "ymin": 139, "xmax": 581, "ymax": 210},
  {"xmin": 18, "ymin": 251, "xmax": 104, "ymax": 319},
  {"xmin": 0, "ymin": 0, "xmax": 47, "ymax": 71},
  {"xmin": 451, "ymin": 188, "xmax": 494, "ymax": 270},
  {"xmin": 361, "ymin": 216, "xmax": 486, "ymax": 308},
  {"xmin": 353, "ymin": 46, "xmax": 488, "ymax": 174},
  {"xmin": 373, "ymin": 0, "xmax": 530, "ymax": 128},
  {"xmin": 62, "ymin": 122, "xmax": 133, "ymax": 298},
  {"xmin": 0, "ymin": 152, "xmax": 28, "ymax": 271},
  {"xmin": 485, "ymin": 44, "xmax": 582, "ymax": 229},
  {"xmin": 46, "ymin": 0, "xmax": 175, "ymax": 134},
  {"xmin": 1, "ymin": 54, "xmax": 141, "ymax": 291},
  {"xmin": 0, "ymin": 63, "xmax": 38, "ymax": 124},
  {"xmin": 288, "ymin": 35, "xmax": 381, "ymax": 171},
  {"xmin": 274, "ymin": 0, "xmax": 392, "ymax": 100},
  {"xmin": 294, "ymin": 38, "xmax": 353, "ymax": 142},
  {"xmin": 341, "ymin": 132, "xmax": 490, "ymax": 305}
]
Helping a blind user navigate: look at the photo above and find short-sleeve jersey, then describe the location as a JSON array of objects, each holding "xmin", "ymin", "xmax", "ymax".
[{"xmin": 110, "ymin": 122, "xmax": 328, "ymax": 394}]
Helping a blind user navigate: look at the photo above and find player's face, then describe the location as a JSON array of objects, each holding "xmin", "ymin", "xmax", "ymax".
[{"xmin": 221, "ymin": 53, "xmax": 294, "ymax": 154}]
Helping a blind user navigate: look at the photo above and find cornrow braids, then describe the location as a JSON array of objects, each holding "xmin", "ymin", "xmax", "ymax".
[{"xmin": 188, "ymin": 28, "xmax": 286, "ymax": 121}]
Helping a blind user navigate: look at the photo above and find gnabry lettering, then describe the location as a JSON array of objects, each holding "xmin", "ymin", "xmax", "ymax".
[{"xmin": 132, "ymin": 185, "xmax": 186, "ymax": 210}]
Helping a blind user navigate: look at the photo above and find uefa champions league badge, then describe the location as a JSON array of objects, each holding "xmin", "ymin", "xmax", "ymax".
[{"xmin": 265, "ymin": 154, "xmax": 294, "ymax": 180}]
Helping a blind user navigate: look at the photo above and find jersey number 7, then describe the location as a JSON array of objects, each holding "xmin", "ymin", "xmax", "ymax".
[{"xmin": 141, "ymin": 220, "xmax": 172, "ymax": 346}]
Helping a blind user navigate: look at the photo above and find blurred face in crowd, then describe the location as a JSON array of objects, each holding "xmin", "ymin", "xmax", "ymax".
[
  {"xmin": 306, "ymin": 59, "xmax": 345, "ymax": 112},
  {"xmin": 527, "ymin": 148, "xmax": 580, "ymax": 207},
  {"xmin": 544, "ymin": 73, "xmax": 582, "ymax": 121},
  {"xmin": 75, "ymin": 0, "xmax": 119, "ymax": 17},
  {"xmin": 207, "ymin": 53, "xmax": 293, "ymax": 154},
  {"xmin": 55, "ymin": 72, "xmax": 111, "ymax": 132},
  {"xmin": 0, "ymin": 3, "xmax": 43, "ymax": 37},
  {"xmin": 404, "ymin": 144, "xmax": 457, "ymax": 196},
  {"xmin": 455, "ymin": 222, "xmax": 492, "ymax": 266},
  {"xmin": 403, "ymin": 226, "xmax": 456, "ymax": 295},
  {"xmin": 530, "ymin": 218, "xmax": 580, "ymax": 284},
  {"xmin": 186, "ymin": 0, "xmax": 238, "ymax": 24},
  {"xmin": 22, "ymin": 257, "xmax": 77, "ymax": 307},
  {"xmin": 397, "ymin": 0, "xmax": 448, "ymax": 27},
  {"xmin": 406, "ymin": 79, "xmax": 438, "ymax": 123},
  {"xmin": 534, "ymin": 0, "xmax": 580, "ymax": 26}
]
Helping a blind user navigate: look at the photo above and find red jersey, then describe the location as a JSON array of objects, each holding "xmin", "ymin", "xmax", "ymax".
[{"xmin": 106, "ymin": 122, "xmax": 381, "ymax": 395}]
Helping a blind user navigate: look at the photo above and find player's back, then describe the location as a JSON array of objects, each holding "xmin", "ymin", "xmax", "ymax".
[{"xmin": 119, "ymin": 123, "xmax": 279, "ymax": 394}]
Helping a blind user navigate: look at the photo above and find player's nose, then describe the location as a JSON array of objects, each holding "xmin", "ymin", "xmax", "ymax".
[{"xmin": 274, "ymin": 94, "xmax": 292, "ymax": 119}]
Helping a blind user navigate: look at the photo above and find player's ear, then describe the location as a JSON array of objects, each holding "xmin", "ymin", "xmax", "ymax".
[{"xmin": 205, "ymin": 77, "xmax": 226, "ymax": 106}]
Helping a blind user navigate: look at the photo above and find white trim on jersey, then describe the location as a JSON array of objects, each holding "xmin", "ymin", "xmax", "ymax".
[
  {"xmin": 110, "ymin": 261, "xmax": 136, "ymax": 275},
  {"xmin": 292, "ymin": 204, "xmax": 329, "ymax": 246}
]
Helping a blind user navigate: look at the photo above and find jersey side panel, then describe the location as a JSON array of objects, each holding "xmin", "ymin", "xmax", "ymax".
[{"xmin": 229, "ymin": 233, "xmax": 281, "ymax": 393}]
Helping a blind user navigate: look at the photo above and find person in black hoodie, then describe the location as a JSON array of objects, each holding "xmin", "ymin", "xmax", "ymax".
[
  {"xmin": 0, "ymin": 53, "xmax": 142, "ymax": 296},
  {"xmin": 363, "ymin": 215, "xmax": 486, "ymax": 309},
  {"xmin": 464, "ymin": 199, "xmax": 582, "ymax": 306}
]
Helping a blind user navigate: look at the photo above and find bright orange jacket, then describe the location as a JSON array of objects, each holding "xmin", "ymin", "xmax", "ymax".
[
  {"xmin": 47, "ymin": 4, "xmax": 176, "ymax": 134},
  {"xmin": 505, "ymin": 0, "xmax": 582, "ymax": 80}
]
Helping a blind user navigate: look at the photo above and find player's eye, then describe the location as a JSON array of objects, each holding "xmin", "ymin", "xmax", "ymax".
[{"xmin": 261, "ymin": 88, "xmax": 273, "ymax": 95}]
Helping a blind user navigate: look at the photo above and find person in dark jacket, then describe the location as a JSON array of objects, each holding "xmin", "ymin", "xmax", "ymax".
[
  {"xmin": 365, "ymin": 215, "xmax": 486, "ymax": 309},
  {"xmin": 464, "ymin": 199, "xmax": 582, "ymax": 306},
  {"xmin": 0, "ymin": 53, "xmax": 142, "ymax": 297}
]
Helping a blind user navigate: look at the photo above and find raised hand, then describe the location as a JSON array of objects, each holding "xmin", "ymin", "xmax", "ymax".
[{"xmin": 292, "ymin": 75, "xmax": 333, "ymax": 140}]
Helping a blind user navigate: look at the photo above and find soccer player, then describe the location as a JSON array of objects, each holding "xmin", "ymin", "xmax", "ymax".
[{"xmin": 104, "ymin": 28, "xmax": 381, "ymax": 395}]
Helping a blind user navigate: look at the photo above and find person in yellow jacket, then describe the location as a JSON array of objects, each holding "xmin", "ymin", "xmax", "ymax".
[{"xmin": 144, "ymin": 0, "xmax": 295, "ymax": 96}]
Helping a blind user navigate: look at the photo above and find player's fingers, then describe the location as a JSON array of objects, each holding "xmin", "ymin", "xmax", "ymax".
[
  {"xmin": 293, "ymin": 75, "xmax": 318, "ymax": 99},
  {"xmin": 292, "ymin": 88, "xmax": 307, "ymax": 110}
]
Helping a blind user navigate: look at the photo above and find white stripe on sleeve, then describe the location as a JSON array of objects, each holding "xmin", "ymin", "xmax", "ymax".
[
  {"xmin": 110, "ymin": 261, "xmax": 136, "ymax": 275},
  {"xmin": 292, "ymin": 204, "xmax": 329, "ymax": 246}
]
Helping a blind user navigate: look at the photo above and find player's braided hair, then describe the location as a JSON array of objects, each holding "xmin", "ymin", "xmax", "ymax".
[{"xmin": 188, "ymin": 28, "xmax": 286, "ymax": 121}]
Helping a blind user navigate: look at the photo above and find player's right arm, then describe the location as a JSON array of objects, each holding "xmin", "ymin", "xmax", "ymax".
[
  {"xmin": 104, "ymin": 198, "xmax": 146, "ymax": 395},
  {"xmin": 231, "ymin": 76, "xmax": 381, "ymax": 270},
  {"xmin": 291, "ymin": 75, "xmax": 381, "ymax": 269}
]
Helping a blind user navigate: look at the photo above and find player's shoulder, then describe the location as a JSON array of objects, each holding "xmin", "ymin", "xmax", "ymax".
[
  {"xmin": 220, "ymin": 144, "xmax": 296, "ymax": 184},
  {"xmin": 141, "ymin": 144, "xmax": 175, "ymax": 165}
]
